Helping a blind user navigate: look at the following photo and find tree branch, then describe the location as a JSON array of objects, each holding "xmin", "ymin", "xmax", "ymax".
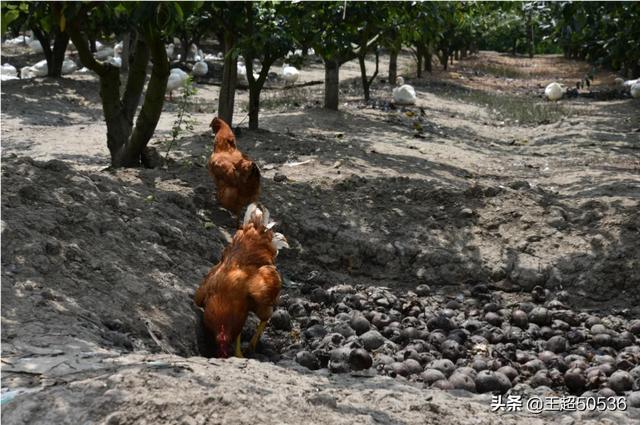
[
  {"xmin": 122, "ymin": 34, "xmax": 150, "ymax": 124},
  {"xmin": 67, "ymin": 14, "xmax": 107, "ymax": 76}
]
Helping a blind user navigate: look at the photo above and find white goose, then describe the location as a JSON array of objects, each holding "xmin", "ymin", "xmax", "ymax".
[
  {"xmin": 1, "ymin": 63, "xmax": 18, "ymax": 81},
  {"xmin": 61, "ymin": 59, "xmax": 77, "ymax": 75},
  {"xmin": 30, "ymin": 60, "xmax": 48, "ymax": 77},
  {"xmin": 545, "ymin": 82, "xmax": 564, "ymax": 101},
  {"xmin": 281, "ymin": 64, "xmax": 299, "ymax": 85},
  {"xmin": 631, "ymin": 83, "xmax": 640, "ymax": 99},
  {"xmin": 166, "ymin": 68, "xmax": 189, "ymax": 100},
  {"xmin": 28, "ymin": 40, "xmax": 43, "ymax": 53},
  {"xmin": 192, "ymin": 60, "xmax": 208, "ymax": 77},
  {"xmin": 21, "ymin": 66, "xmax": 36, "ymax": 79},
  {"xmin": 393, "ymin": 76, "xmax": 416, "ymax": 105}
]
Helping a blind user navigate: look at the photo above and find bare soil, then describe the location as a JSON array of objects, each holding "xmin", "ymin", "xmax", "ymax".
[{"xmin": 2, "ymin": 47, "xmax": 639, "ymax": 424}]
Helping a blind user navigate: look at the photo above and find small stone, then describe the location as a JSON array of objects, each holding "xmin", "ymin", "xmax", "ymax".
[
  {"xmin": 415, "ymin": 284, "xmax": 431, "ymax": 297},
  {"xmin": 273, "ymin": 173, "xmax": 288, "ymax": 182},
  {"xmin": 460, "ymin": 208, "xmax": 474, "ymax": 218}
]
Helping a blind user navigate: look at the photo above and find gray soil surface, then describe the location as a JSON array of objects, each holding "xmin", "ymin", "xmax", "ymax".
[{"xmin": 2, "ymin": 46, "xmax": 640, "ymax": 424}]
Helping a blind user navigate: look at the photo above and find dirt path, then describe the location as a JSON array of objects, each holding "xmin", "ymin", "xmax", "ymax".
[{"xmin": 2, "ymin": 50, "xmax": 640, "ymax": 424}]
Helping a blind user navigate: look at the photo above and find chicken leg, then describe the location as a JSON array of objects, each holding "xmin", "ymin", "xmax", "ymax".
[
  {"xmin": 235, "ymin": 335, "xmax": 244, "ymax": 358},
  {"xmin": 249, "ymin": 320, "xmax": 267, "ymax": 352}
]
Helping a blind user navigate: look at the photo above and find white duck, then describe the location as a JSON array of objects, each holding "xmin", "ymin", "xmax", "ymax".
[
  {"xmin": 61, "ymin": 58, "xmax": 77, "ymax": 75},
  {"xmin": 20, "ymin": 66, "xmax": 36, "ymax": 79},
  {"xmin": 192, "ymin": 60, "xmax": 208, "ymax": 77},
  {"xmin": 166, "ymin": 68, "xmax": 189, "ymax": 100},
  {"xmin": 114, "ymin": 41, "xmax": 123, "ymax": 56},
  {"xmin": 166, "ymin": 43, "xmax": 175, "ymax": 60},
  {"xmin": 393, "ymin": 76, "xmax": 416, "ymax": 105},
  {"xmin": 631, "ymin": 83, "xmax": 640, "ymax": 99},
  {"xmin": 94, "ymin": 47, "xmax": 114, "ymax": 61},
  {"xmin": 30, "ymin": 60, "xmax": 48, "ymax": 77},
  {"xmin": 28, "ymin": 40, "xmax": 43, "ymax": 53},
  {"xmin": 106, "ymin": 56, "xmax": 122, "ymax": 68},
  {"xmin": 1, "ymin": 63, "xmax": 18, "ymax": 81},
  {"xmin": 545, "ymin": 82, "xmax": 564, "ymax": 101},
  {"xmin": 4, "ymin": 35, "xmax": 31, "ymax": 45},
  {"xmin": 281, "ymin": 64, "xmax": 299, "ymax": 85}
]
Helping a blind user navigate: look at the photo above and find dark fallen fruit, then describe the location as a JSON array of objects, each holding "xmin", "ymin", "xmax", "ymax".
[
  {"xmin": 420, "ymin": 369, "xmax": 446, "ymax": 385},
  {"xmin": 449, "ymin": 372, "xmax": 476, "ymax": 392},
  {"xmin": 349, "ymin": 348, "xmax": 373, "ymax": 371},
  {"xmin": 296, "ymin": 350, "xmax": 320, "ymax": 370},
  {"xmin": 475, "ymin": 370, "xmax": 503, "ymax": 393},
  {"xmin": 607, "ymin": 370, "xmax": 633, "ymax": 394}
]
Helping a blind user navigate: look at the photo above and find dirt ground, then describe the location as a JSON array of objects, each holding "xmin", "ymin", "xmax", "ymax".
[{"xmin": 2, "ymin": 47, "xmax": 639, "ymax": 424}]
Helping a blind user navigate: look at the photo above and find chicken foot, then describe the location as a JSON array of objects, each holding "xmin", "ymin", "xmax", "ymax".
[
  {"xmin": 249, "ymin": 320, "xmax": 267, "ymax": 352},
  {"xmin": 235, "ymin": 335, "xmax": 244, "ymax": 358}
]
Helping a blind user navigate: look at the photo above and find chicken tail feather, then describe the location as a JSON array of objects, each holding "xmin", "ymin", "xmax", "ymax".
[{"xmin": 243, "ymin": 202, "xmax": 269, "ymax": 228}]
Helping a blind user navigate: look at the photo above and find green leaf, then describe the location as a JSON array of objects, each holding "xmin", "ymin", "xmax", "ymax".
[{"xmin": 1, "ymin": 9, "xmax": 20, "ymax": 34}]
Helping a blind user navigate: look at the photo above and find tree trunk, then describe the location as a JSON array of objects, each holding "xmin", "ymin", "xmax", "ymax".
[
  {"xmin": 324, "ymin": 58, "xmax": 340, "ymax": 110},
  {"xmin": 416, "ymin": 45, "xmax": 423, "ymax": 78},
  {"xmin": 218, "ymin": 34, "xmax": 237, "ymax": 126},
  {"xmin": 388, "ymin": 49, "xmax": 398, "ymax": 84},
  {"xmin": 358, "ymin": 55, "xmax": 370, "ymax": 101},
  {"xmin": 49, "ymin": 30, "xmax": 69, "ymax": 77},
  {"xmin": 248, "ymin": 84, "xmax": 261, "ymax": 130},
  {"xmin": 121, "ymin": 32, "xmax": 131, "ymax": 73},
  {"xmin": 119, "ymin": 28, "xmax": 169, "ymax": 167},
  {"xmin": 69, "ymin": 19, "xmax": 168, "ymax": 168},
  {"xmin": 425, "ymin": 47, "xmax": 432, "ymax": 73},
  {"xmin": 245, "ymin": 58, "xmax": 270, "ymax": 130},
  {"xmin": 358, "ymin": 51, "xmax": 379, "ymax": 102},
  {"xmin": 454, "ymin": 50, "xmax": 459, "ymax": 60}
]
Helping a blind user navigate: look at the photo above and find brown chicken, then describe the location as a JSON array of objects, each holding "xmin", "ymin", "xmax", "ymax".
[
  {"xmin": 194, "ymin": 203, "xmax": 289, "ymax": 358},
  {"xmin": 208, "ymin": 117, "xmax": 260, "ymax": 223}
]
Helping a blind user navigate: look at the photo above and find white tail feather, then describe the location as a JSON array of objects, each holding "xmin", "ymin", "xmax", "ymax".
[{"xmin": 243, "ymin": 202, "xmax": 271, "ymax": 228}]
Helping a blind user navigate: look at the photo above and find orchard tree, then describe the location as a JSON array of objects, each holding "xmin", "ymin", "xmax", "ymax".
[
  {"xmin": 209, "ymin": 2, "xmax": 246, "ymax": 126},
  {"xmin": 238, "ymin": 2, "xmax": 297, "ymax": 129},
  {"xmin": 63, "ymin": 2, "xmax": 180, "ymax": 167},
  {"xmin": 291, "ymin": 2, "xmax": 368, "ymax": 110}
]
